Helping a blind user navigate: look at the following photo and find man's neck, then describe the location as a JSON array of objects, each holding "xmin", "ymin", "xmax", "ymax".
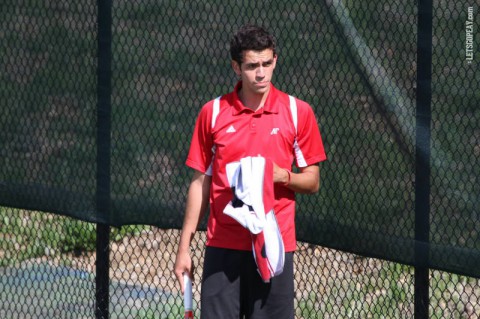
[{"xmin": 238, "ymin": 88, "xmax": 270, "ymax": 111}]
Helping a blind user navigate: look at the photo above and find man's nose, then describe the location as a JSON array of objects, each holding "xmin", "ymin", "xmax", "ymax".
[{"xmin": 256, "ymin": 66, "xmax": 265, "ymax": 77}]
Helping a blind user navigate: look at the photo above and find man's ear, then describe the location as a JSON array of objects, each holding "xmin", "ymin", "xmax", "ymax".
[{"xmin": 231, "ymin": 60, "xmax": 241, "ymax": 76}]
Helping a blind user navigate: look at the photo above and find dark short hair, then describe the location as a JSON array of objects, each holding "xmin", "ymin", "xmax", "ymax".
[{"xmin": 230, "ymin": 24, "xmax": 276, "ymax": 65}]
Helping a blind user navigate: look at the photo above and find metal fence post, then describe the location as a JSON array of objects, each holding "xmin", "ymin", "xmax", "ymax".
[
  {"xmin": 415, "ymin": 0, "xmax": 432, "ymax": 318},
  {"xmin": 96, "ymin": 0, "xmax": 113, "ymax": 318},
  {"xmin": 95, "ymin": 225, "xmax": 111, "ymax": 319}
]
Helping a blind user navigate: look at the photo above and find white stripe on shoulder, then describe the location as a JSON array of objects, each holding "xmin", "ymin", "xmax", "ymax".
[
  {"xmin": 294, "ymin": 140, "xmax": 307, "ymax": 167},
  {"xmin": 212, "ymin": 96, "xmax": 221, "ymax": 129},
  {"xmin": 288, "ymin": 95, "xmax": 298, "ymax": 134},
  {"xmin": 205, "ymin": 146, "xmax": 215, "ymax": 176},
  {"xmin": 289, "ymin": 95, "xmax": 306, "ymax": 166}
]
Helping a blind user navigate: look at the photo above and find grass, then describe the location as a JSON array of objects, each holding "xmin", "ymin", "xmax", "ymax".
[
  {"xmin": 295, "ymin": 259, "xmax": 480, "ymax": 318},
  {"xmin": 0, "ymin": 207, "xmax": 147, "ymax": 267},
  {"xmin": 296, "ymin": 262, "xmax": 414, "ymax": 319}
]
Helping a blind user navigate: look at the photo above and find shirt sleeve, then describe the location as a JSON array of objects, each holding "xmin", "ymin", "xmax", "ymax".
[
  {"xmin": 185, "ymin": 101, "xmax": 215, "ymax": 174},
  {"xmin": 294, "ymin": 99, "xmax": 327, "ymax": 167}
]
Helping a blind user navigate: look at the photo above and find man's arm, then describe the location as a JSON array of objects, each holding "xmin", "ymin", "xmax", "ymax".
[
  {"xmin": 174, "ymin": 170, "xmax": 211, "ymax": 292},
  {"xmin": 273, "ymin": 163, "xmax": 320, "ymax": 194}
]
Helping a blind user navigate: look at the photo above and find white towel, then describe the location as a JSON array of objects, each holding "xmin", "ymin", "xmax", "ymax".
[{"xmin": 224, "ymin": 156, "xmax": 285, "ymax": 282}]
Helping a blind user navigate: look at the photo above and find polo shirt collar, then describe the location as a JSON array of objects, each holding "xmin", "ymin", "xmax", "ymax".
[{"xmin": 232, "ymin": 81, "xmax": 280, "ymax": 115}]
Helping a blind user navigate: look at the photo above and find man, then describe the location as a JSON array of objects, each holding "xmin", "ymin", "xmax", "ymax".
[{"xmin": 174, "ymin": 24, "xmax": 326, "ymax": 318}]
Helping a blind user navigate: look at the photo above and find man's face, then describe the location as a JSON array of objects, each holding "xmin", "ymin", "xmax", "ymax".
[{"xmin": 232, "ymin": 49, "xmax": 277, "ymax": 96}]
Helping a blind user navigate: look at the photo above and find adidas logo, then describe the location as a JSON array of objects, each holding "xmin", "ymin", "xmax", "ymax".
[
  {"xmin": 270, "ymin": 128, "xmax": 280, "ymax": 135},
  {"xmin": 226, "ymin": 125, "xmax": 236, "ymax": 133}
]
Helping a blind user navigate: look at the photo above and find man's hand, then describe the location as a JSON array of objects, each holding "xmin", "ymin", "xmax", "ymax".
[
  {"xmin": 174, "ymin": 249, "xmax": 193, "ymax": 294},
  {"xmin": 173, "ymin": 170, "xmax": 210, "ymax": 293},
  {"xmin": 273, "ymin": 162, "xmax": 290, "ymax": 184},
  {"xmin": 272, "ymin": 162, "xmax": 320, "ymax": 194}
]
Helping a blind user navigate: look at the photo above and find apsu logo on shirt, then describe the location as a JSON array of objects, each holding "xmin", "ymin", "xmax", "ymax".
[{"xmin": 270, "ymin": 128, "xmax": 280, "ymax": 135}]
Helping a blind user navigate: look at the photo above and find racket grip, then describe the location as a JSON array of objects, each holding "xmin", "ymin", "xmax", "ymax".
[{"xmin": 183, "ymin": 273, "xmax": 193, "ymax": 318}]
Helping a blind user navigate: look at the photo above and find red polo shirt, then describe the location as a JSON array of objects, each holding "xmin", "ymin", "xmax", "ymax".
[{"xmin": 186, "ymin": 82, "xmax": 326, "ymax": 252}]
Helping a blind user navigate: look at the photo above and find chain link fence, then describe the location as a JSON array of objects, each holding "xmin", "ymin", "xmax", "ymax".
[
  {"xmin": 1, "ymin": 0, "xmax": 479, "ymax": 318},
  {"xmin": 1, "ymin": 209, "xmax": 479, "ymax": 318}
]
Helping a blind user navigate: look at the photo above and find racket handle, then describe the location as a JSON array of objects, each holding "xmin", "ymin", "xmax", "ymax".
[{"xmin": 183, "ymin": 273, "xmax": 193, "ymax": 318}]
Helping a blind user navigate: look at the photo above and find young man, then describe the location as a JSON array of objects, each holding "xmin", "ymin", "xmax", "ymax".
[{"xmin": 174, "ymin": 24, "xmax": 327, "ymax": 318}]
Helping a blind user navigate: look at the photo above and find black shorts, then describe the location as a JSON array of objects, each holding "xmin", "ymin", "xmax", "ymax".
[{"xmin": 200, "ymin": 246, "xmax": 294, "ymax": 319}]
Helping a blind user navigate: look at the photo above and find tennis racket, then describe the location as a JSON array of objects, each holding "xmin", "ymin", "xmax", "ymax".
[{"xmin": 183, "ymin": 273, "xmax": 193, "ymax": 318}]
